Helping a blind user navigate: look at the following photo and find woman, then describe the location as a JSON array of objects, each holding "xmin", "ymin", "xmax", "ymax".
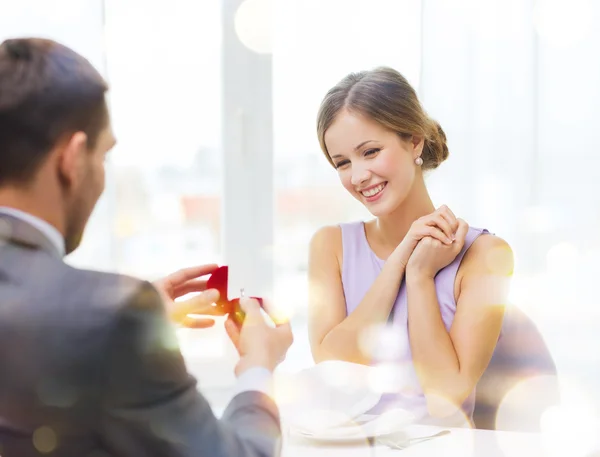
[{"xmin": 308, "ymin": 67, "xmax": 513, "ymax": 424}]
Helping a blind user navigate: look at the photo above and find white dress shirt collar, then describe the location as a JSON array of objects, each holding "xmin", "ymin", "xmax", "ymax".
[{"xmin": 0, "ymin": 206, "xmax": 66, "ymax": 257}]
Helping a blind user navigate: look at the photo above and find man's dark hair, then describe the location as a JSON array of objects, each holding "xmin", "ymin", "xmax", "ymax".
[{"xmin": 0, "ymin": 37, "xmax": 108, "ymax": 186}]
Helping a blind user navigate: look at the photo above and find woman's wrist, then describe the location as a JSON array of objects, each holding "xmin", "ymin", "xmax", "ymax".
[
  {"xmin": 405, "ymin": 267, "xmax": 436, "ymax": 284},
  {"xmin": 390, "ymin": 240, "xmax": 415, "ymax": 269}
]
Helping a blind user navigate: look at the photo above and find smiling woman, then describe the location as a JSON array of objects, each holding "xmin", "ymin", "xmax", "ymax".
[
  {"xmin": 307, "ymin": 66, "xmax": 513, "ymax": 425},
  {"xmin": 272, "ymin": 0, "xmax": 424, "ymax": 376}
]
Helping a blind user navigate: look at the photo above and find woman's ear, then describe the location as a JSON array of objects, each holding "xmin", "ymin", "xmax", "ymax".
[{"xmin": 411, "ymin": 134, "xmax": 425, "ymax": 157}]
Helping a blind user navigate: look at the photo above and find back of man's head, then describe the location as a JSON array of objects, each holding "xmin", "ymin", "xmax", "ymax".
[{"xmin": 0, "ymin": 37, "xmax": 108, "ymax": 187}]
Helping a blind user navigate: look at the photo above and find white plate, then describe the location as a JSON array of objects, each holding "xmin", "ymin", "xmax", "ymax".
[{"xmin": 288, "ymin": 408, "xmax": 416, "ymax": 443}]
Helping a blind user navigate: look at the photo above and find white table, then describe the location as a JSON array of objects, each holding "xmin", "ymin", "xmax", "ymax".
[
  {"xmin": 215, "ymin": 402, "xmax": 598, "ymax": 457},
  {"xmin": 283, "ymin": 425, "xmax": 552, "ymax": 457},
  {"xmin": 209, "ymin": 385, "xmax": 598, "ymax": 457}
]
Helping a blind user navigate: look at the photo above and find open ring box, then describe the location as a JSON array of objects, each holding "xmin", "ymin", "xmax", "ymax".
[{"xmin": 206, "ymin": 266, "xmax": 264, "ymax": 327}]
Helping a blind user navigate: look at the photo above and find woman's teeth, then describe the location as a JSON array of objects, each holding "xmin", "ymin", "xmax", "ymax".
[{"xmin": 361, "ymin": 183, "xmax": 386, "ymax": 197}]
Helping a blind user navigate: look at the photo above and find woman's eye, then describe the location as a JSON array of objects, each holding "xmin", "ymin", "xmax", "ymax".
[
  {"xmin": 335, "ymin": 160, "xmax": 350, "ymax": 169},
  {"xmin": 364, "ymin": 148, "xmax": 380, "ymax": 156}
]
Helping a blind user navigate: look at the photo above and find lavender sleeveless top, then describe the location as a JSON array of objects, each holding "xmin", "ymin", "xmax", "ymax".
[{"xmin": 340, "ymin": 221, "xmax": 490, "ymax": 424}]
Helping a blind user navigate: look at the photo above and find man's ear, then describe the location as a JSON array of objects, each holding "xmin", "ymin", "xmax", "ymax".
[{"xmin": 57, "ymin": 132, "xmax": 88, "ymax": 188}]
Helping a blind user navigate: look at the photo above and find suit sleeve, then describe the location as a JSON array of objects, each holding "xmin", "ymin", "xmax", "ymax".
[{"xmin": 98, "ymin": 281, "xmax": 282, "ymax": 457}]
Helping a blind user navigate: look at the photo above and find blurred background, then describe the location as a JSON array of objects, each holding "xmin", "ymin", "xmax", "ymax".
[{"xmin": 2, "ymin": 0, "xmax": 600, "ymax": 420}]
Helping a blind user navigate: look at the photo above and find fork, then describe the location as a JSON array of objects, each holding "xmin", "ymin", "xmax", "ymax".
[{"xmin": 377, "ymin": 429, "xmax": 451, "ymax": 450}]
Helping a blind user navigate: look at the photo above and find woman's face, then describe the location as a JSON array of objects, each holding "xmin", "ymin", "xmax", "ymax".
[{"xmin": 324, "ymin": 110, "xmax": 422, "ymax": 217}]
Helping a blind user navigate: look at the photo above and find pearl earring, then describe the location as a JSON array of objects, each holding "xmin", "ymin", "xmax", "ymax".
[{"xmin": 415, "ymin": 156, "xmax": 423, "ymax": 166}]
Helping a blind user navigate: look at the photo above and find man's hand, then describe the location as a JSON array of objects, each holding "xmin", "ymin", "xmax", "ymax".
[
  {"xmin": 153, "ymin": 264, "xmax": 226, "ymax": 328},
  {"xmin": 224, "ymin": 298, "xmax": 293, "ymax": 376}
]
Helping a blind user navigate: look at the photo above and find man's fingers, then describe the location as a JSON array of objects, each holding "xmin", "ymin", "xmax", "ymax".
[
  {"xmin": 275, "ymin": 321, "xmax": 293, "ymax": 343},
  {"xmin": 184, "ymin": 289, "xmax": 222, "ymax": 314},
  {"xmin": 239, "ymin": 298, "xmax": 265, "ymax": 327},
  {"xmin": 172, "ymin": 279, "xmax": 208, "ymax": 298},
  {"xmin": 167, "ymin": 264, "xmax": 219, "ymax": 287},
  {"xmin": 170, "ymin": 289, "xmax": 222, "ymax": 323},
  {"xmin": 259, "ymin": 299, "xmax": 290, "ymax": 326},
  {"xmin": 224, "ymin": 318, "xmax": 241, "ymax": 351},
  {"xmin": 181, "ymin": 317, "xmax": 216, "ymax": 329}
]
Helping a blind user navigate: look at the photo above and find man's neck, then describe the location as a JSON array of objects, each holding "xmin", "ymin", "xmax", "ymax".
[{"xmin": 0, "ymin": 186, "xmax": 66, "ymax": 238}]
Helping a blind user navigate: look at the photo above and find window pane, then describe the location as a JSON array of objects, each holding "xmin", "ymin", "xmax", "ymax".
[{"xmin": 103, "ymin": 0, "xmax": 223, "ymax": 279}]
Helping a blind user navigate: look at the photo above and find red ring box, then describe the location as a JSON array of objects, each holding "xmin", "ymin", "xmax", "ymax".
[{"xmin": 206, "ymin": 266, "xmax": 264, "ymax": 327}]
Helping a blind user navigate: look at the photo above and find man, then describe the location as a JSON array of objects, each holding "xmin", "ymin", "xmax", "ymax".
[{"xmin": 0, "ymin": 37, "xmax": 293, "ymax": 457}]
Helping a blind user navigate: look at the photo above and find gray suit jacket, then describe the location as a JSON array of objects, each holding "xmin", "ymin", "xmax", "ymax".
[{"xmin": 0, "ymin": 214, "xmax": 281, "ymax": 457}]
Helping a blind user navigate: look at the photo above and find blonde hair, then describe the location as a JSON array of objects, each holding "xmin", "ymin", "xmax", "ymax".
[{"xmin": 317, "ymin": 66, "xmax": 448, "ymax": 170}]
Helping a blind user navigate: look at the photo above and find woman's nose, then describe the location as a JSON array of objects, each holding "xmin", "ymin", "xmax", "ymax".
[{"xmin": 351, "ymin": 166, "xmax": 371, "ymax": 186}]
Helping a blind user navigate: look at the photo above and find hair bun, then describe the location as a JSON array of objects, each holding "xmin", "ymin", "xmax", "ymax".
[{"xmin": 421, "ymin": 119, "xmax": 449, "ymax": 170}]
